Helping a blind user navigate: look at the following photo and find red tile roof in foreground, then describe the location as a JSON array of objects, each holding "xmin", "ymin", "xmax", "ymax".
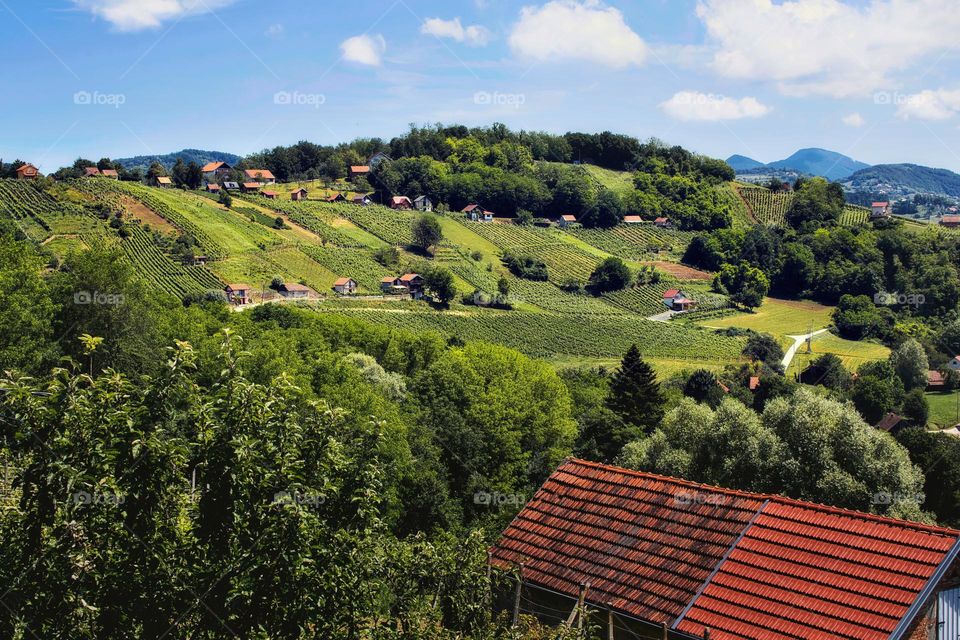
[{"xmin": 491, "ymin": 458, "xmax": 960, "ymax": 640}]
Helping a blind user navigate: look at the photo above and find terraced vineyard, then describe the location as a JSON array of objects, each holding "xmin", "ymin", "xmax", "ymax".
[
  {"xmin": 338, "ymin": 204, "xmax": 415, "ymax": 246},
  {"xmin": 603, "ymin": 283, "xmax": 677, "ymax": 316},
  {"xmin": 120, "ymin": 225, "xmax": 223, "ymax": 296},
  {"xmin": 236, "ymin": 195, "xmax": 370, "ymax": 247},
  {"xmin": 465, "ymin": 222, "xmax": 602, "ymax": 282},
  {"xmin": 840, "ymin": 205, "xmax": 871, "ymax": 226},
  {"xmin": 299, "ymin": 245, "xmax": 392, "ymax": 291},
  {"xmin": 737, "ymin": 186, "xmax": 792, "ymax": 226},
  {"xmin": 0, "ymin": 179, "xmax": 58, "ymax": 241}
]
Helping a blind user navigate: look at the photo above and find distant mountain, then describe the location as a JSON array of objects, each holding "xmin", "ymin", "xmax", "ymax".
[
  {"xmin": 843, "ymin": 164, "xmax": 960, "ymax": 198},
  {"xmin": 765, "ymin": 148, "xmax": 869, "ymax": 181},
  {"xmin": 114, "ymin": 149, "xmax": 241, "ymax": 172},
  {"xmin": 726, "ymin": 154, "xmax": 765, "ymax": 172}
]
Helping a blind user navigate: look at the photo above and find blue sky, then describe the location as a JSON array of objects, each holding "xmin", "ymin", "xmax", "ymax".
[{"xmin": 4, "ymin": 0, "xmax": 960, "ymax": 172}]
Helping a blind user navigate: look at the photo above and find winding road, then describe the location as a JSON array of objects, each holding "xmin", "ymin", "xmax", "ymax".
[{"xmin": 781, "ymin": 329, "xmax": 830, "ymax": 370}]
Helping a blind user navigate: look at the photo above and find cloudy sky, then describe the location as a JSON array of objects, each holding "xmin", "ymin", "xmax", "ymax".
[{"xmin": 4, "ymin": 0, "xmax": 960, "ymax": 171}]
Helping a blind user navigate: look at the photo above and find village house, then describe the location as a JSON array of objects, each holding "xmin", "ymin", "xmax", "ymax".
[
  {"xmin": 413, "ymin": 195, "xmax": 432, "ymax": 212},
  {"xmin": 390, "ymin": 196, "xmax": 413, "ymax": 210},
  {"xmin": 201, "ymin": 161, "xmax": 232, "ymax": 183},
  {"xmin": 654, "ymin": 216, "xmax": 672, "ymax": 228},
  {"xmin": 490, "ymin": 458, "xmax": 960, "ymax": 640},
  {"xmin": 875, "ymin": 412, "xmax": 908, "ymax": 435},
  {"xmin": 222, "ymin": 181, "xmax": 240, "ymax": 191},
  {"xmin": 156, "ymin": 176, "xmax": 173, "ymax": 188},
  {"xmin": 872, "ymin": 201, "xmax": 893, "ymax": 218},
  {"xmin": 398, "ymin": 273, "xmax": 424, "ymax": 298},
  {"xmin": 83, "ymin": 167, "xmax": 101, "ymax": 177},
  {"xmin": 100, "ymin": 169, "xmax": 119, "ymax": 179},
  {"xmin": 463, "ymin": 204, "xmax": 494, "ymax": 222},
  {"xmin": 929, "ymin": 370, "xmax": 947, "ymax": 391},
  {"xmin": 332, "ymin": 277, "xmax": 357, "ymax": 295},
  {"xmin": 278, "ymin": 283, "xmax": 311, "ymax": 299},
  {"xmin": 291, "ymin": 188, "xmax": 308, "ymax": 201},
  {"xmin": 622, "ymin": 215, "xmax": 644, "ymax": 224},
  {"xmin": 352, "ymin": 194, "xmax": 373, "ymax": 206},
  {"xmin": 380, "ymin": 277, "xmax": 402, "ymax": 294},
  {"xmin": 663, "ymin": 288, "xmax": 697, "ymax": 312},
  {"xmin": 241, "ymin": 182, "xmax": 262, "ymax": 193},
  {"xmin": 349, "ymin": 165, "xmax": 370, "ymax": 180},
  {"xmin": 261, "ymin": 190, "xmax": 279, "ymax": 200},
  {"xmin": 324, "ymin": 193, "xmax": 346, "ymax": 203},
  {"xmin": 942, "ymin": 216, "xmax": 960, "ymax": 228},
  {"xmin": 244, "ymin": 169, "xmax": 275, "ymax": 184},
  {"xmin": 15, "ymin": 163, "xmax": 39, "ymax": 180},
  {"xmin": 224, "ymin": 284, "xmax": 252, "ymax": 305},
  {"xmin": 205, "ymin": 183, "xmax": 220, "ymax": 193},
  {"xmin": 557, "ymin": 214, "xmax": 577, "ymax": 228}
]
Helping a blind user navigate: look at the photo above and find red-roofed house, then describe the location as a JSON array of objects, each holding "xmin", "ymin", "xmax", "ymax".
[
  {"xmin": 399, "ymin": 273, "xmax": 424, "ymax": 298},
  {"xmin": 278, "ymin": 283, "xmax": 311, "ymax": 299},
  {"xmin": 654, "ymin": 216, "xmax": 672, "ymax": 228},
  {"xmin": 241, "ymin": 182, "xmax": 262, "ymax": 193},
  {"xmin": 204, "ymin": 182, "xmax": 220, "ymax": 193},
  {"xmin": 928, "ymin": 370, "xmax": 947, "ymax": 391},
  {"xmin": 557, "ymin": 214, "xmax": 577, "ymax": 228},
  {"xmin": 261, "ymin": 190, "xmax": 279, "ymax": 200},
  {"xmin": 291, "ymin": 188, "xmax": 308, "ymax": 201},
  {"xmin": 490, "ymin": 458, "xmax": 960, "ymax": 640},
  {"xmin": 83, "ymin": 167, "xmax": 101, "ymax": 177},
  {"xmin": 872, "ymin": 201, "xmax": 892, "ymax": 218},
  {"xmin": 332, "ymin": 277, "xmax": 357, "ymax": 295},
  {"xmin": 201, "ymin": 161, "xmax": 232, "ymax": 182},
  {"xmin": 663, "ymin": 289, "xmax": 697, "ymax": 312},
  {"xmin": 942, "ymin": 216, "xmax": 960, "ymax": 228},
  {"xmin": 244, "ymin": 169, "xmax": 275, "ymax": 184},
  {"xmin": 224, "ymin": 284, "xmax": 252, "ymax": 305},
  {"xmin": 100, "ymin": 169, "xmax": 119, "ymax": 179},
  {"xmin": 463, "ymin": 204, "xmax": 493, "ymax": 222},
  {"xmin": 349, "ymin": 166, "xmax": 370, "ymax": 180},
  {"xmin": 390, "ymin": 196, "xmax": 413, "ymax": 210},
  {"xmin": 15, "ymin": 163, "xmax": 39, "ymax": 180},
  {"xmin": 325, "ymin": 193, "xmax": 346, "ymax": 203}
]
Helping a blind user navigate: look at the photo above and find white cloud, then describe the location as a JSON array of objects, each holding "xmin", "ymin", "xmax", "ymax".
[
  {"xmin": 696, "ymin": 0, "xmax": 960, "ymax": 97},
  {"xmin": 72, "ymin": 0, "xmax": 237, "ymax": 31},
  {"xmin": 340, "ymin": 34, "xmax": 386, "ymax": 67},
  {"xmin": 660, "ymin": 91, "xmax": 771, "ymax": 121},
  {"xmin": 842, "ymin": 112, "xmax": 865, "ymax": 127},
  {"xmin": 509, "ymin": 0, "xmax": 646, "ymax": 69},
  {"xmin": 896, "ymin": 89, "xmax": 960, "ymax": 120},
  {"xmin": 265, "ymin": 24, "xmax": 284, "ymax": 39},
  {"xmin": 421, "ymin": 17, "xmax": 493, "ymax": 46}
]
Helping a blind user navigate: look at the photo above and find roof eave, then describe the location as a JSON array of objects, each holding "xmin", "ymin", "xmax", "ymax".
[{"xmin": 888, "ymin": 535, "xmax": 960, "ymax": 640}]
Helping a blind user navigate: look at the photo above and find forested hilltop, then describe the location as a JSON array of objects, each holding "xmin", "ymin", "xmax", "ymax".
[{"xmin": 3, "ymin": 123, "xmax": 960, "ymax": 637}]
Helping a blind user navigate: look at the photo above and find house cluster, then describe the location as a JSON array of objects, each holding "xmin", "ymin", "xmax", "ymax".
[
  {"xmin": 662, "ymin": 288, "xmax": 698, "ymax": 312},
  {"xmin": 380, "ymin": 273, "xmax": 424, "ymax": 299},
  {"xmin": 490, "ymin": 457, "xmax": 960, "ymax": 640},
  {"xmin": 223, "ymin": 281, "xmax": 315, "ymax": 305},
  {"xmin": 460, "ymin": 206, "xmax": 674, "ymax": 228}
]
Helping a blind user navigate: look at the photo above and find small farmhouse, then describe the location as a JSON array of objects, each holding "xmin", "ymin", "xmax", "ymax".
[
  {"xmin": 244, "ymin": 169, "xmax": 275, "ymax": 184},
  {"xmin": 929, "ymin": 370, "xmax": 947, "ymax": 391},
  {"xmin": 261, "ymin": 190, "xmax": 279, "ymax": 200},
  {"xmin": 15, "ymin": 163, "xmax": 39, "ymax": 180},
  {"xmin": 83, "ymin": 167, "xmax": 101, "ymax": 177},
  {"xmin": 201, "ymin": 161, "xmax": 232, "ymax": 183},
  {"xmin": 654, "ymin": 216, "xmax": 672, "ymax": 228},
  {"xmin": 352, "ymin": 194, "xmax": 373, "ymax": 206},
  {"xmin": 332, "ymin": 277, "xmax": 357, "ymax": 295},
  {"xmin": 398, "ymin": 273, "xmax": 424, "ymax": 298},
  {"xmin": 241, "ymin": 182, "xmax": 262, "ymax": 193},
  {"xmin": 349, "ymin": 165, "xmax": 370, "ymax": 180},
  {"xmin": 291, "ymin": 188, "xmax": 308, "ymax": 201},
  {"xmin": 156, "ymin": 176, "xmax": 173, "ymax": 188},
  {"xmin": 942, "ymin": 216, "xmax": 960, "ymax": 228},
  {"xmin": 381, "ymin": 277, "xmax": 401, "ymax": 293},
  {"xmin": 871, "ymin": 201, "xmax": 892, "ymax": 218},
  {"xmin": 205, "ymin": 183, "xmax": 220, "ymax": 193},
  {"xmin": 557, "ymin": 214, "xmax": 577, "ymax": 228},
  {"xmin": 622, "ymin": 215, "xmax": 643, "ymax": 224},
  {"xmin": 390, "ymin": 196, "xmax": 413, "ymax": 210},
  {"xmin": 278, "ymin": 283, "xmax": 311, "ymax": 299},
  {"xmin": 490, "ymin": 458, "xmax": 960, "ymax": 640},
  {"xmin": 100, "ymin": 169, "xmax": 119, "ymax": 179},
  {"xmin": 663, "ymin": 288, "xmax": 697, "ymax": 312},
  {"xmin": 224, "ymin": 284, "xmax": 251, "ymax": 305},
  {"xmin": 324, "ymin": 193, "xmax": 346, "ymax": 203},
  {"xmin": 413, "ymin": 195, "xmax": 432, "ymax": 212},
  {"xmin": 222, "ymin": 182, "xmax": 240, "ymax": 191},
  {"xmin": 874, "ymin": 412, "xmax": 908, "ymax": 435},
  {"xmin": 463, "ymin": 204, "xmax": 493, "ymax": 222}
]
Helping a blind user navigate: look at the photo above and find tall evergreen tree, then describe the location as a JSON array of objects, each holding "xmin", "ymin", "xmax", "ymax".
[{"xmin": 606, "ymin": 345, "xmax": 664, "ymax": 438}]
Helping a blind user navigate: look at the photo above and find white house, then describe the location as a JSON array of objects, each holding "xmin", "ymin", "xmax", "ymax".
[
  {"xmin": 333, "ymin": 278, "xmax": 357, "ymax": 295},
  {"xmin": 662, "ymin": 288, "xmax": 697, "ymax": 312},
  {"xmin": 871, "ymin": 201, "xmax": 892, "ymax": 218},
  {"xmin": 244, "ymin": 169, "xmax": 276, "ymax": 184},
  {"xmin": 463, "ymin": 204, "xmax": 494, "ymax": 222},
  {"xmin": 278, "ymin": 283, "xmax": 311, "ymax": 299},
  {"xmin": 414, "ymin": 195, "xmax": 433, "ymax": 212},
  {"xmin": 201, "ymin": 161, "xmax": 232, "ymax": 183}
]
